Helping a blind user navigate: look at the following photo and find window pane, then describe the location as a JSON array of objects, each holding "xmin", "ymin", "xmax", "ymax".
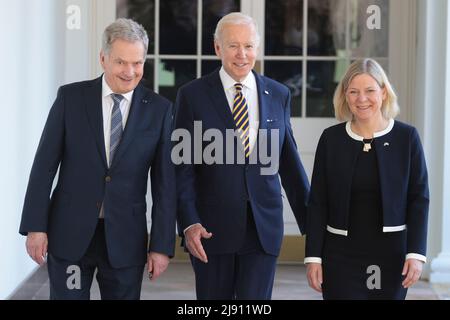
[
  {"xmin": 308, "ymin": 0, "xmax": 346, "ymax": 56},
  {"xmin": 306, "ymin": 61, "xmax": 337, "ymax": 117},
  {"xmin": 142, "ymin": 59, "xmax": 154, "ymax": 90},
  {"xmin": 202, "ymin": 0, "xmax": 240, "ymax": 55},
  {"xmin": 202, "ymin": 60, "xmax": 222, "ymax": 76},
  {"xmin": 265, "ymin": 0, "xmax": 303, "ymax": 56},
  {"xmin": 349, "ymin": 0, "xmax": 389, "ymax": 57},
  {"xmin": 160, "ymin": 0, "xmax": 197, "ymax": 54},
  {"xmin": 264, "ymin": 61, "xmax": 302, "ymax": 117},
  {"xmin": 116, "ymin": 0, "xmax": 155, "ymax": 54},
  {"xmin": 159, "ymin": 60, "xmax": 196, "ymax": 102}
]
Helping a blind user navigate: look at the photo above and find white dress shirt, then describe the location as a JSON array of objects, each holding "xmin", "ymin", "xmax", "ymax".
[
  {"xmin": 99, "ymin": 75, "xmax": 134, "ymax": 218},
  {"xmin": 101, "ymin": 75, "xmax": 133, "ymax": 166}
]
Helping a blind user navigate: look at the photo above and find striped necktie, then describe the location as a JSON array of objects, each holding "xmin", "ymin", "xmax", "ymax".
[
  {"xmin": 110, "ymin": 93, "xmax": 124, "ymax": 166},
  {"xmin": 232, "ymin": 83, "xmax": 250, "ymax": 159}
]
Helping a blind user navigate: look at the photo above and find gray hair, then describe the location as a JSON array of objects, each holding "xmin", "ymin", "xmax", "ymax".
[
  {"xmin": 102, "ymin": 18, "xmax": 149, "ymax": 57},
  {"xmin": 333, "ymin": 58, "xmax": 400, "ymax": 121},
  {"xmin": 214, "ymin": 12, "xmax": 260, "ymax": 47}
]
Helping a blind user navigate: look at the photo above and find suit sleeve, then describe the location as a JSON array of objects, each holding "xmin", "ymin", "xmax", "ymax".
[
  {"xmin": 278, "ymin": 90, "xmax": 310, "ymax": 234},
  {"xmin": 406, "ymin": 128, "xmax": 429, "ymax": 256},
  {"xmin": 19, "ymin": 87, "xmax": 65, "ymax": 235},
  {"xmin": 305, "ymin": 131, "xmax": 329, "ymax": 259},
  {"xmin": 173, "ymin": 88, "xmax": 201, "ymax": 234},
  {"xmin": 149, "ymin": 102, "xmax": 177, "ymax": 257}
]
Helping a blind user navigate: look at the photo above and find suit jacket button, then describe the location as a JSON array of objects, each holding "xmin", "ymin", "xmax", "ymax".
[{"xmin": 105, "ymin": 176, "xmax": 111, "ymax": 182}]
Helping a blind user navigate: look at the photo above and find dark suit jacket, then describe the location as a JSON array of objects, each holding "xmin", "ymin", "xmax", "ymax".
[
  {"xmin": 19, "ymin": 76, "xmax": 176, "ymax": 268},
  {"xmin": 174, "ymin": 69, "xmax": 310, "ymax": 256},
  {"xmin": 306, "ymin": 120, "xmax": 429, "ymax": 259}
]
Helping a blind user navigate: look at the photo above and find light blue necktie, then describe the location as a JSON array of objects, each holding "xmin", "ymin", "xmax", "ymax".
[{"xmin": 109, "ymin": 94, "xmax": 124, "ymax": 166}]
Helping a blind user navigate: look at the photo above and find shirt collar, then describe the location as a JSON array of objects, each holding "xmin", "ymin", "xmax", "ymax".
[
  {"xmin": 102, "ymin": 74, "xmax": 134, "ymax": 102},
  {"xmin": 219, "ymin": 66, "xmax": 257, "ymax": 93},
  {"xmin": 345, "ymin": 118, "xmax": 395, "ymax": 141}
]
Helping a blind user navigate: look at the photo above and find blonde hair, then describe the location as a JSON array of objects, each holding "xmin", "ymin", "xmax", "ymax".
[{"xmin": 333, "ymin": 59, "xmax": 399, "ymax": 121}]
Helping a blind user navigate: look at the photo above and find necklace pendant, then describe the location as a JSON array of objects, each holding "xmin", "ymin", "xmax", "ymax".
[{"xmin": 363, "ymin": 143, "xmax": 372, "ymax": 152}]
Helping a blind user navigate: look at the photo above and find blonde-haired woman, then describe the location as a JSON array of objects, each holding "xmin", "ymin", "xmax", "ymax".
[{"xmin": 305, "ymin": 59, "xmax": 429, "ymax": 299}]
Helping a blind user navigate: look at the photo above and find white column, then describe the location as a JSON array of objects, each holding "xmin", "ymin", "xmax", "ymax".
[
  {"xmin": 416, "ymin": 0, "xmax": 450, "ymax": 283},
  {"xmin": 429, "ymin": 0, "xmax": 450, "ymax": 284}
]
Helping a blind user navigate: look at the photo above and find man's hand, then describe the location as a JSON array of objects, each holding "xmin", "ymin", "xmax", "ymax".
[
  {"xmin": 402, "ymin": 258, "xmax": 424, "ymax": 288},
  {"xmin": 26, "ymin": 232, "xmax": 48, "ymax": 265},
  {"xmin": 147, "ymin": 252, "xmax": 170, "ymax": 281},
  {"xmin": 185, "ymin": 224, "xmax": 212, "ymax": 263},
  {"xmin": 306, "ymin": 263, "xmax": 323, "ymax": 293}
]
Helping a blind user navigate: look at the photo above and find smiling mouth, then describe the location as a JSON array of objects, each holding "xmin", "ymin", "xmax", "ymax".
[
  {"xmin": 234, "ymin": 63, "xmax": 247, "ymax": 68},
  {"xmin": 357, "ymin": 106, "xmax": 371, "ymax": 110},
  {"xmin": 119, "ymin": 76, "xmax": 133, "ymax": 82}
]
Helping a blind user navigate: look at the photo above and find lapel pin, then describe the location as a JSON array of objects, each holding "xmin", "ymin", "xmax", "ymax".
[
  {"xmin": 264, "ymin": 90, "xmax": 269, "ymax": 95},
  {"xmin": 142, "ymin": 99, "xmax": 148, "ymax": 103},
  {"xmin": 267, "ymin": 119, "xmax": 275, "ymax": 123},
  {"xmin": 383, "ymin": 142, "xmax": 389, "ymax": 146}
]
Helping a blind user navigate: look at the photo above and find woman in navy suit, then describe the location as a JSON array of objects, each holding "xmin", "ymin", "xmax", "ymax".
[{"xmin": 305, "ymin": 59, "xmax": 429, "ymax": 299}]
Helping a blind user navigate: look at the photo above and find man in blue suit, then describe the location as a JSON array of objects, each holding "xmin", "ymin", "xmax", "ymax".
[
  {"xmin": 173, "ymin": 12, "xmax": 310, "ymax": 299},
  {"xmin": 19, "ymin": 19, "xmax": 175, "ymax": 300}
]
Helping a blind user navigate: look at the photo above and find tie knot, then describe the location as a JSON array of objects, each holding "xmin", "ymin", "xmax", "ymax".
[
  {"xmin": 234, "ymin": 83, "xmax": 243, "ymax": 93},
  {"xmin": 112, "ymin": 94, "xmax": 124, "ymax": 105}
]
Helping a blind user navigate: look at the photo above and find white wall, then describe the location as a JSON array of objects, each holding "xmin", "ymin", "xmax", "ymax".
[
  {"xmin": 415, "ymin": 0, "xmax": 450, "ymax": 281},
  {"xmin": 415, "ymin": 0, "xmax": 450, "ymax": 282},
  {"xmin": 0, "ymin": 0, "xmax": 66, "ymax": 299}
]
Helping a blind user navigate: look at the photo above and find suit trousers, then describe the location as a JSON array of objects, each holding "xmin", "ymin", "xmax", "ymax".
[
  {"xmin": 190, "ymin": 204, "xmax": 277, "ymax": 300},
  {"xmin": 47, "ymin": 220, "xmax": 145, "ymax": 300}
]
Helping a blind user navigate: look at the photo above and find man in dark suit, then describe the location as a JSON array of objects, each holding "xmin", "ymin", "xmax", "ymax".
[
  {"xmin": 19, "ymin": 18, "xmax": 175, "ymax": 300},
  {"xmin": 173, "ymin": 12, "xmax": 310, "ymax": 299}
]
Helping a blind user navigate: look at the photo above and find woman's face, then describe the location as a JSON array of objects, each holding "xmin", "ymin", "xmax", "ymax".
[{"xmin": 346, "ymin": 73, "xmax": 386, "ymax": 122}]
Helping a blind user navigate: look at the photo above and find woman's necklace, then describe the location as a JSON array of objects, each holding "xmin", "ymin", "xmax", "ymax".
[{"xmin": 363, "ymin": 138, "xmax": 374, "ymax": 152}]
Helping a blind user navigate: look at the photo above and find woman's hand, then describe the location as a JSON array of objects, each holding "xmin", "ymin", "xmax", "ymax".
[{"xmin": 306, "ymin": 263, "xmax": 323, "ymax": 292}]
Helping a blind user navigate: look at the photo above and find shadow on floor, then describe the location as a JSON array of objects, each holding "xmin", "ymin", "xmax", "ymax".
[{"xmin": 9, "ymin": 262, "xmax": 439, "ymax": 300}]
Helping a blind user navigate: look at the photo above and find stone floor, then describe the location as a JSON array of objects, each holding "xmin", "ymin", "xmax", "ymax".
[{"xmin": 9, "ymin": 262, "xmax": 443, "ymax": 300}]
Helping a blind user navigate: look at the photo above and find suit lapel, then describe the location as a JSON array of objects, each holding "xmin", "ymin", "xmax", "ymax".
[
  {"xmin": 109, "ymin": 83, "xmax": 149, "ymax": 169},
  {"xmin": 205, "ymin": 70, "xmax": 236, "ymax": 129},
  {"xmin": 85, "ymin": 76, "xmax": 108, "ymax": 168},
  {"xmin": 254, "ymin": 71, "xmax": 272, "ymax": 132}
]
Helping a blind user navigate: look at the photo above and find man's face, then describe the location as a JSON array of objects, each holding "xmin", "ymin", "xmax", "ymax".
[
  {"xmin": 214, "ymin": 23, "xmax": 258, "ymax": 82},
  {"xmin": 100, "ymin": 39, "xmax": 145, "ymax": 94}
]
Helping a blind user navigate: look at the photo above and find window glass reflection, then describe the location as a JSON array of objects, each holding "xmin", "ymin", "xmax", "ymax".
[
  {"xmin": 308, "ymin": 0, "xmax": 346, "ymax": 56},
  {"xmin": 202, "ymin": 0, "xmax": 240, "ymax": 55},
  {"xmin": 159, "ymin": 60, "xmax": 196, "ymax": 103},
  {"xmin": 142, "ymin": 59, "xmax": 154, "ymax": 90},
  {"xmin": 265, "ymin": 0, "xmax": 303, "ymax": 56},
  {"xmin": 202, "ymin": 60, "xmax": 222, "ymax": 76},
  {"xmin": 160, "ymin": 0, "xmax": 197, "ymax": 54},
  {"xmin": 264, "ymin": 61, "xmax": 302, "ymax": 117},
  {"xmin": 116, "ymin": 0, "xmax": 155, "ymax": 54},
  {"xmin": 306, "ymin": 61, "xmax": 337, "ymax": 117}
]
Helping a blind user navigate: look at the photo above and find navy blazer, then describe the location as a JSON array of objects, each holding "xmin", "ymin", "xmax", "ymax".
[
  {"xmin": 306, "ymin": 120, "xmax": 429, "ymax": 260},
  {"xmin": 174, "ymin": 69, "xmax": 310, "ymax": 256},
  {"xmin": 19, "ymin": 76, "xmax": 176, "ymax": 268}
]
